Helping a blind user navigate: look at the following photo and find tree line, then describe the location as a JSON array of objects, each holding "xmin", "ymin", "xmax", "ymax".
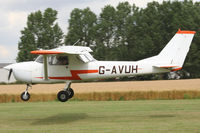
[{"xmin": 17, "ymin": 0, "xmax": 200, "ymax": 79}]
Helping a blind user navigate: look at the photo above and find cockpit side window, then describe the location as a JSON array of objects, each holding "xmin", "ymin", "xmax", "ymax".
[{"xmin": 48, "ymin": 55, "xmax": 69, "ymax": 65}]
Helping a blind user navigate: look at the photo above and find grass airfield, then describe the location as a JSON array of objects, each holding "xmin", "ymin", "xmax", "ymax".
[{"xmin": 0, "ymin": 100, "xmax": 200, "ymax": 133}]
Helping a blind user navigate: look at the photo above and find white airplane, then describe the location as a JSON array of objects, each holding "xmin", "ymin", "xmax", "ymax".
[{"xmin": 4, "ymin": 29, "xmax": 196, "ymax": 102}]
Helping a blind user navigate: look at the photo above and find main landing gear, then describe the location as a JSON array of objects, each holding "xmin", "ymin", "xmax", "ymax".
[
  {"xmin": 57, "ymin": 81, "xmax": 74, "ymax": 102},
  {"xmin": 20, "ymin": 82, "xmax": 74, "ymax": 102}
]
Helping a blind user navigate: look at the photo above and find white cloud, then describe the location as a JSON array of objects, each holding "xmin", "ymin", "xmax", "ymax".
[
  {"xmin": 0, "ymin": 11, "xmax": 27, "ymax": 44},
  {"xmin": 0, "ymin": 45, "xmax": 9, "ymax": 57},
  {"xmin": 0, "ymin": 44, "xmax": 18, "ymax": 63},
  {"xmin": 8, "ymin": 11, "xmax": 27, "ymax": 30}
]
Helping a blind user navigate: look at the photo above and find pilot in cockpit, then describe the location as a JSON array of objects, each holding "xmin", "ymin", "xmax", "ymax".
[{"xmin": 56, "ymin": 56, "xmax": 69, "ymax": 65}]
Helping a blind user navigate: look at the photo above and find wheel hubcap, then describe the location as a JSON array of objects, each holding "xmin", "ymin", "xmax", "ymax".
[
  {"xmin": 60, "ymin": 94, "xmax": 66, "ymax": 99},
  {"xmin": 23, "ymin": 94, "xmax": 28, "ymax": 99}
]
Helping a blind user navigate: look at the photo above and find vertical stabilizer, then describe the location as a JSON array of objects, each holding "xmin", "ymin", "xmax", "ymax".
[
  {"xmin": 157, "ymin": 29, "xmax": 196, "ymax": 67},
  {"xmin": 139, "ymin": 29, "xmax": 196, "ymax": 72}
]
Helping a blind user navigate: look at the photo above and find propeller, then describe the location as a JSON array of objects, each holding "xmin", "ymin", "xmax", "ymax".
[{"xmin": 8, "ymin": 69, "xmax": 13, "ymax": 81}]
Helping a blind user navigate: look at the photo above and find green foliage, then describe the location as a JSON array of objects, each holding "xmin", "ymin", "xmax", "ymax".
[
  {"xmin": 17, "ymin": 8, "xmax": 64, "ymax": 62},
  {"xmin": 64, "ymin": 8, "xmax": 97, "ymax": 46},
  {"xmin": 65, "ymin": 0, "xmax": 200, "ymax": 79}
]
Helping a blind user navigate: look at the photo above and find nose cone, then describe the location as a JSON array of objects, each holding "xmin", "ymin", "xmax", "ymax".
[
  {"xmin": 3, "ymin": 64, "xmax": 15, "ymax": 70},
  {"xmin": 3, "ymin": 62, "xmax": 33, "ymax": 83}
]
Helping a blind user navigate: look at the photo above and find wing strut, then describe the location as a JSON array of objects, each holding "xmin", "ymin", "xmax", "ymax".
[{"xmin": 43, "ymin": 55, "xmax": 48, "ymax": 80}]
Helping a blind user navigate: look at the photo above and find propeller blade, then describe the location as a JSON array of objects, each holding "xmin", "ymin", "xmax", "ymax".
[{"xmin": 8, "ymin": 69, "xmax": 13, "ymax": 81}]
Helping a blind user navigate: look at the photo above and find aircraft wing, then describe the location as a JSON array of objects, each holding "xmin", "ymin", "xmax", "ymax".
[{"xmin": 31, "ymin": 46, "xmax": 93, "ymax": 55}]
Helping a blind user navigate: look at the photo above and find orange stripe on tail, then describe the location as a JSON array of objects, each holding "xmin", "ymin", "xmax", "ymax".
[{"xmin": 176, "ymin": 29, "xmax": 196, "ymax": 34}]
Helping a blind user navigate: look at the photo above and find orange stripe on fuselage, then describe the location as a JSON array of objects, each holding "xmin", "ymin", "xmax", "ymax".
[{"xmin": 35, "ymin": 70, "xmax": 98, "ymax": 80}]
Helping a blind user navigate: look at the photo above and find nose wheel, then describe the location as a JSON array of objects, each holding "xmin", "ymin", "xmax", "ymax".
[
  {"xmin": 57, "ymin": 81, "xmax": 74, "ymax": 102},
  {"xmin": 21, "ymin": 92, "xmax": 30, "ymax": 101},
  {"xmin": 21, "ymin": 84, "xmax": 31, "ymax": 101}
]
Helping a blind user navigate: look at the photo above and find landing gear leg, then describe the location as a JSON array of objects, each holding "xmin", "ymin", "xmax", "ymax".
[
  {"xmin": 57, "ymin": 81, "xmax": 74, "ymax": 102},
  {"xmin": 21, "ymin": 84, "xmax": 31, "ymax": 101}
]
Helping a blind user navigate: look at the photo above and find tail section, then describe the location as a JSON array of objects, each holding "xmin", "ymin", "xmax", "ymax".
[
  {"xmin": 157, "ymin": 29, "xmax": 195, "ymax": 67},
  {"xmin": 140, "ymin": 29, "xmax": 196, "ymax": 71}
]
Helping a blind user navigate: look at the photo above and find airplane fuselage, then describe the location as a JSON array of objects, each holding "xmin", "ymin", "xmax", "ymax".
[{"xmin": 10, "ymin": 59, "xmax": 169, "ymax": 84}]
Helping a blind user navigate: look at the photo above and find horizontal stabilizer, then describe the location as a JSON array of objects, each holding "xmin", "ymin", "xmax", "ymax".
[{"xmin": 153, "ymin": 65, "xmax": 182, "ymax": 72}]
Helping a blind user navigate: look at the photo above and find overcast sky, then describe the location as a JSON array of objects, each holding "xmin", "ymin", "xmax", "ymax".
[{"xmin": 0, "ymin": 0, "xmax": 198, "ymax": 63}]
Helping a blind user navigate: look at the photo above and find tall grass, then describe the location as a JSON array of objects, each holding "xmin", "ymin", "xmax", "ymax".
[
  {"xmin": 74, "ymin": 90, "xmax": 200, "ymax": 101},
  {"xmin": 0, "ymin": 94, "xmax": 56, "ymax": 103},
  {"xmin": 0, "ymin": 90, "xmax": 200, "ymax": 103}
]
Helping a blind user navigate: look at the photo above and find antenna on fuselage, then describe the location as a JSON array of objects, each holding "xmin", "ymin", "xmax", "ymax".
[{"xmin": 73, "ymin": 39, "xmax": 80, "ymax": 46}]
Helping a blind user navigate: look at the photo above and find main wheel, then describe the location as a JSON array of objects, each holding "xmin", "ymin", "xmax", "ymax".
[
  {"xmin": 21, "ymin": 92, "xmax": 30, "ymax": 101},
  {"xmin": 67, "ymin": 88, "xmax": 74, "ymax": 99},
  {"xmin": 57, "ymin": 91, "xmax": 69, "ymax": 102}
]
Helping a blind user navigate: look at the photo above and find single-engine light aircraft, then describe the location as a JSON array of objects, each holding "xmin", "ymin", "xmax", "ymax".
[{"xmin": 4, "ymin": 29, "xmax": 196, "ymax": 102}]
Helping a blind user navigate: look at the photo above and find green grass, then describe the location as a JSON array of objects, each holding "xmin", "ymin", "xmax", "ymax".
[{"xmin": 0, "ymin": 100, "xmax": 200, "ymax": 133}]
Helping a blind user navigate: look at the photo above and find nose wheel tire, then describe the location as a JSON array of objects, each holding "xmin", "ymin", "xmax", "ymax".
[
  {"xmin": 21, "ymin": 92, "xmax": 30, "ymax": 101},
  {"xmin": 57, "ymin": 91, "xmax": 69, "ymax": 102}
]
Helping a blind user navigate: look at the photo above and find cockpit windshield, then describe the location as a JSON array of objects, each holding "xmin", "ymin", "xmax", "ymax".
[
  {"xmin": 77, "ymin": 53, "xmax": 96, "ymax": 63},
  {"xmin": 35, "ymin": 55, "xmax": 43, "ymax": 63}
]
